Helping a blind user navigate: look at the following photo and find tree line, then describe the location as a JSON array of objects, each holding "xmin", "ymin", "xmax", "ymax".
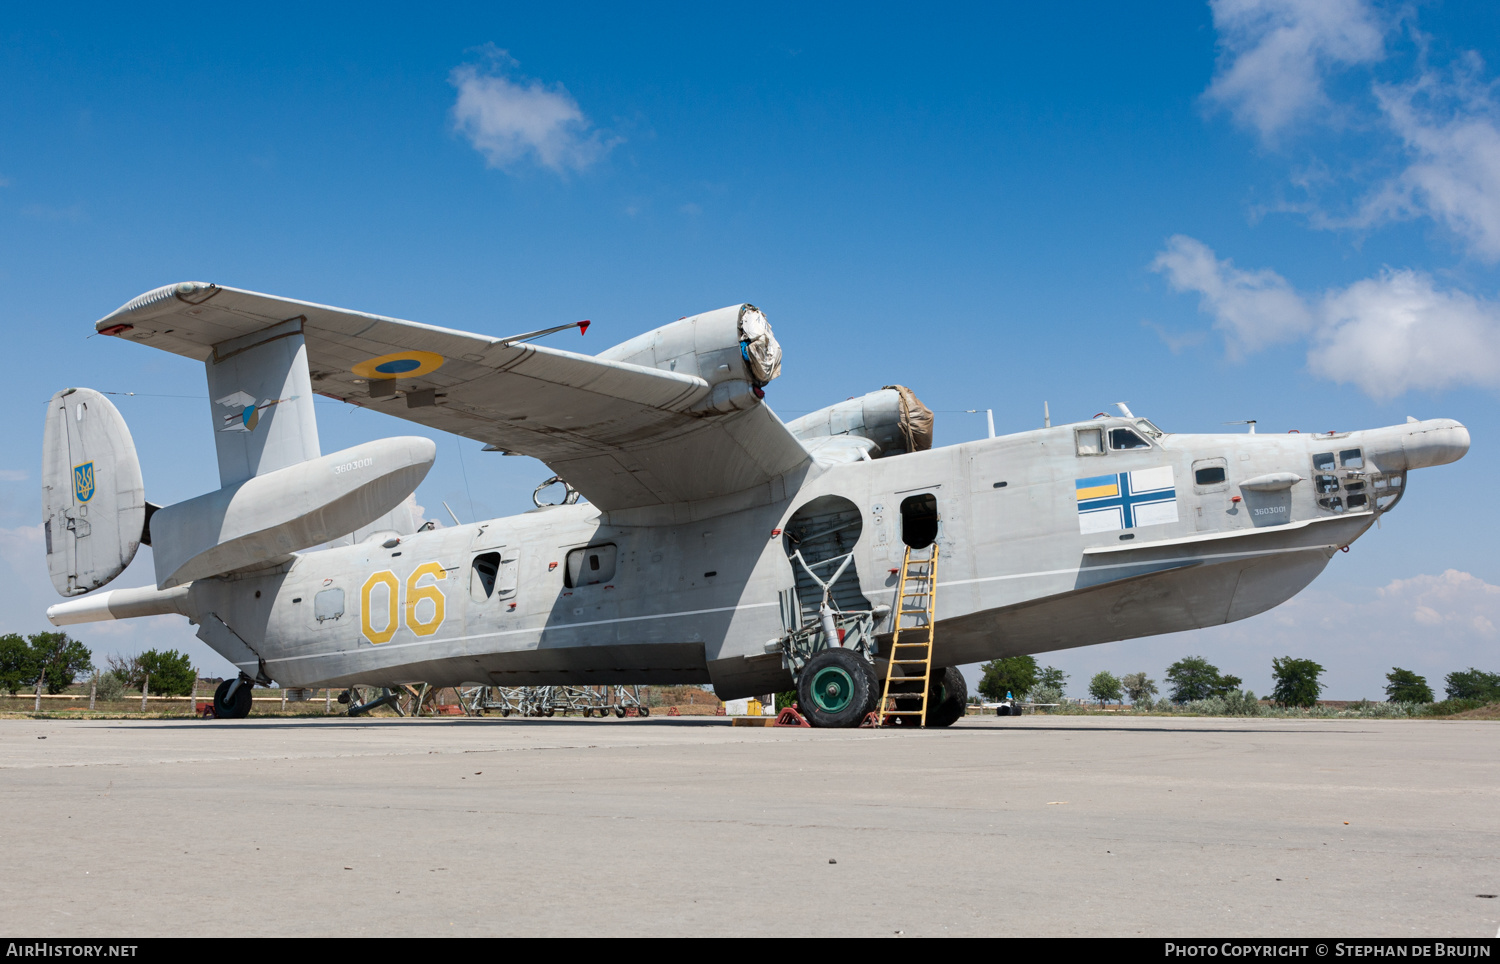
[
  {"xmin": 0, "ymin": 632, "xmax": 200, "ymax": 699},
  {"xmin": 978, "ymin": 654, "xmax": 1500, "ymax": 710}
]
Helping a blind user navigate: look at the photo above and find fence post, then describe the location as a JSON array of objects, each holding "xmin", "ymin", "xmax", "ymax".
[
  {"xmin": 325, "ymin": 688, "xmax": 331, "ymax": 713},
  {"xmin": 141, "ymin": 674, "xmax": 149, "ymax": 711},
  {"xmin": 89, "ymin": 677, "xmax": 96, "ymax": 711},
  {"xmin": 34, "ymin": 673, "xmax": 41, "ymax": 712},
  {"xmin": 189, "ymin": 678, "xmax": 197, "ymax": 718},
  {"xmin": 281, "ymin": 688, "xmax": 287, "ymax": 712}
]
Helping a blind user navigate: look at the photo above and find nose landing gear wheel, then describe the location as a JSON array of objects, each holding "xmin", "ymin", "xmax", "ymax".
[{"xmin": 796, "ymin": 648, "xmax": 877, "ymax": 728}]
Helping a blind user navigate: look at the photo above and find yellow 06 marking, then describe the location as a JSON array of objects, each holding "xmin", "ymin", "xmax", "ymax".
[
  {"xmin": 359, "ymin": 563, "xmax": 447, "ymax": 644},
  {"xmin": 405, "ymin": 563, "xmax": 446, "ymax": 637},
  {"xmin": 360, "ymin": 570, "xmax": 399, "ymax": 645}
]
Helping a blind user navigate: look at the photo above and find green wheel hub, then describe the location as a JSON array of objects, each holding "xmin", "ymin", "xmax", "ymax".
[{"xmin": 810, "ymin": 664, "xmax": 856, "ymax": 713}]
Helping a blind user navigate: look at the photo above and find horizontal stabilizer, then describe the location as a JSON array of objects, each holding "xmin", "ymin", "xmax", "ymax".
[{"xmin": 151, "ymin": 436, "xmax": 435, "ymax": 588}]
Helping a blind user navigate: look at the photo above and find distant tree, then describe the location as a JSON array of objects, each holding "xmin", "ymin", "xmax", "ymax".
[
  {"xmin": 1121, "ymin": 672, "xmax": 1158, "ymax": 706},
  {"xmin": 135, "ymin": 649, "xmax": 196, "ymax": 697},
  {"xmin": 1089, "ymin": 671, "xmax": 1122, "ymax": 706},
  {"xmin": 1384, "ymin": 668, "xmax": 1434, "ymax": 704},
  {"xmin": 28, "ymin": 633, "xmax": 92, "ymax": 694},
  {"xmin": 1443, "ymin": 668, "xmax": 1500, "ymax": 702},
  {"xmin": 979, "ymin": 656, "xmax": 1038, "ymax": 702},
  {"xmin": 1036, "ymin": 665, "xmax": 1068, "ymax": 694},
  {"xmin": 1270, "ymin": 656, "xmax": 1325, "ymax": 708},
  {"xmin": 0, "ymin": 633, "xmax": 36, "ymax": 696},
  {"xmin": 1165, "ymin": 656, "xmax": 1231, "ymax": 703}
]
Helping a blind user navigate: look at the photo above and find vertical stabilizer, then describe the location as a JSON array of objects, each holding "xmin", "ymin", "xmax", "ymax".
[
  {"xmin": 206, "ymin": 317, "xmax": 321, "ymax": 486},
  {"xmin": 41, "ymin": 388, "xmax": 145, "ymax": 596}
]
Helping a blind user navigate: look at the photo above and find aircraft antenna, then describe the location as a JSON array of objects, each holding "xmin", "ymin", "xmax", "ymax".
[
  {"xmin": 442, "ymin": 501, "xmax": 462, "ymax": 526},
  {"xmin": 1223, "ymin": 420, "xmax": 1257, "ymax": 434},
  {"xmin": 1043, "ymin": 401, "xmax": 1051, "ymax": 428},
  {"xmin": 965, "ymin": 409, "xmax": 996, "ymax": 438},
  {"xmin": 1115, "ymin": 402, "xmax": 1134, "ymax": 418}
]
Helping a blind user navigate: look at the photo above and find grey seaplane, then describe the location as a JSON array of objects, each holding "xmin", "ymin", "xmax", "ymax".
[{"xmin": 43, "ymin": 283, "xmax": 1471, "ymax": 726}]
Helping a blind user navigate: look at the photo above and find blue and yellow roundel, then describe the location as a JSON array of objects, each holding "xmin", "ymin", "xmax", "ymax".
[{"xmin": 352, "ymin": 350, "xmax": 445, "ymax": 380}]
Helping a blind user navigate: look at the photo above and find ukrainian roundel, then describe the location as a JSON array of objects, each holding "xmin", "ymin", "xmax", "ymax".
[
  {"xmin": 351, "ymin": 350, "xmax": 445, "ymax": 381},
  {"xmin": 73, "ymin": 462, "xmax": 95, "ymax": 503},
  {"xmin": 1076, "ymin": 466, "xmax": 1177, "ymax": 534}
]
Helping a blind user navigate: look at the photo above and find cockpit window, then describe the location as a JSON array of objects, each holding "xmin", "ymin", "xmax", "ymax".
[
  {"xmin": 1340, "ymin": 448, "xmax": 1363, "ymax": 469},
  {"xmin": 1135, "ymin": 419, "xmax": 1165, "ymax": 438},
  {"xmin": 1075, "ymin": 428, "xmax": 1104, "ymax": 456},
  {"xmin": 1109, "ymin": 428, "xmax": 1150, "ymax": 450},
  {"xmin": 1312, "ymin": 452, "xmax": 1336, "ymax": 472}
]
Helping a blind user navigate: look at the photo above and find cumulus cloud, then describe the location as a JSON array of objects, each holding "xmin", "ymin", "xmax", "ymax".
[
  {"xmin": 1379, "ymin": 569, "xmax": 1500, "ymax": 638},
  {"xmin": 1203, "ymin": 0, "xmax": 1386, "ymax": 139},
  {"xmin": 1352, "ymin": 55, "xmax": 1500, "ymax": 261},
  {"xmin": 0, "ymin": 469, "xmax": 28, "ymax": 482},
  {"xmin": 449, "ymin": 46, "xmax": 616, "ymax": 174},
  {"xmin": 1154, "ymin": 235, "xmax": 1500, "ymax": 398},
  {"xmin": 1151, "ymin": 235, "xmax": 1317, "ymax": 356}
]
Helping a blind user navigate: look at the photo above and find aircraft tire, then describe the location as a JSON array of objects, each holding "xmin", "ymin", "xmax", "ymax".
[
  {"xmin": 213, "ymin": 679, "xmax": 252, "ymax": 720},
  {"xmin": 614, "ymin": 706, "xmax": 626, "ymax": 718},
  {"xmin": 798, "ymin": 648, "xmax": 877, "ymax": 728},
  {"xmin": 640, "ymin": 706, "xmax": 650, "ymax": 717},
  {"xmin": 925, "ymin": 667, "xmax": 967, "ymax": 728}
]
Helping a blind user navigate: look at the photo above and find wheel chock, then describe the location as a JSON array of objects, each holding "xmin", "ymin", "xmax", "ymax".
[
  {"xmin": 858, "ymin": 711, "xmax": 882, "ymax": 728},
  {"xmin": 773, "ymin": 705, "xmax": 810, "ymax": 727}
]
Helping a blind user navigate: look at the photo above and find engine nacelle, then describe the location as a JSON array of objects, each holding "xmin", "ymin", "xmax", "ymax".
[
  {"xmin": 597, "ymin": 304, "xmax": 782, "ymax": 408},
  {"xmin": 786, "ymin": 386, "xmax": 934, "ymax": 461}
]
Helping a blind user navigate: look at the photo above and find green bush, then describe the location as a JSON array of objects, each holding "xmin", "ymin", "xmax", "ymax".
[
  {"xmin": 979, "ymin": 655, "xmax": 1037, "ymax": 702},
  {"xmin": 135, "ymin": 649, "xmax": 196, "ymax": 697},
  {"xmin": 1028, "ymin": 684, "xmax": 1063, "ymax": 707},
  {"xmin": 1443, "ymin": 668, "xmax": 1500, "ymax": 702},
  {"xmin": 29, "ymin": 633, "xmax": 92, "ymax": 694},
  {"xmin": 1271, "ymin": 656, "xmax": 1325, "ymax": 708},
  {"xmin": 1384, "ymin": 668, "xmax": 1434, "ymax": 704},
  {"xmin": 0, "ymin": 633, "xmax": 35, "ymax": 696},
  {"xmin": 93, "ymin": 672, "xmax": 126, "ymax": 702}
]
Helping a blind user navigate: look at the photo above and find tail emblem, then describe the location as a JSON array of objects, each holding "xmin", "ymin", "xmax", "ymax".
[
  {"xmin": 72, "ymin": 462, "xmax": 94, "ymax": 503},
  {"xmin": 214, "ymin": 390, "xmax": 296, "ymax": 433}
]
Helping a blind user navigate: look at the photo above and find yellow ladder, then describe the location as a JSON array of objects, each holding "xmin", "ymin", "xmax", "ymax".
[{"xmin": 876, "ymin": 543, "xmax": 939, "ymax": 727}]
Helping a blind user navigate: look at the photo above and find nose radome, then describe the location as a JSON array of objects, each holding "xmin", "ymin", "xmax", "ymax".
[
  {"xmin": 1354, "ymin": 418, "xmax": 1470, "ymax": 473},
  {"xmin": 1405, "ymin": 418, "xmax": 1470, "ymax": 470}
]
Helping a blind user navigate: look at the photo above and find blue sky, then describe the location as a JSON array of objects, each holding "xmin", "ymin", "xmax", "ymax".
[{"xmin": 1, "ymin": 1, "xmax": 1497, "ymax": 698}]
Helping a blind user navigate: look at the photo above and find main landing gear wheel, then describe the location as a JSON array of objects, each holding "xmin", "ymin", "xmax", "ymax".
[
  {"xmin": 213, "ymin": 678, "xmax": 253, "ymax": 720},
  {"xmin": 614, "ymin": 706, "xmax": 626, "ymax": 718},
  {"xmin": 925, "ymin": 666, "xmax": 967, "ymax": 728},
  {"xmin": 797, "ymin": 648, "xmax": 877, "ymax": 728},
  {"xmin": 639, "ymin": 706, "xmax": 650, "ymax": 717}
]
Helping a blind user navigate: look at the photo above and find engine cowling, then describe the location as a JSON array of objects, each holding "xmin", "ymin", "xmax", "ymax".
[{"xmin": 596, "ymin": 304, "xmax": 782, "ymax": 405}]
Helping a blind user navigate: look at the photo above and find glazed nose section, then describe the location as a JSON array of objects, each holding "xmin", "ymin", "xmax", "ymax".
[{"xmin": 1356, "ymin": 418, "xmax": 1470, "ymax": 473}]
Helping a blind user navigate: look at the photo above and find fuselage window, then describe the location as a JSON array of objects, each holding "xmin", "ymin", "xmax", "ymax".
[
  {"xmin": 1109, "ymin": 428, "xmax": 1149, "ymax": 450},
  {"xmin": 314, "ymin": 588, "xmax": 344, "ymax": 622},
  {"xmin": 1340, "ymin": 448, "xmax": 1363, "ymax": 469},
  {"xmin": 565, "ymin": 543, "xmax": 617, "ymax": 587},
  {"xmin": 1314, "ymin": 475, "xmax": 1339, "ymax": 494},
  {"xmin": 1312, "ymin": 452, "xmax": 1336, "ymax": 472},
  {"xmin": 471, "ymin": 552, "xmax": 500, "ymax": 601},
  {"xmin": 1075, "ymin": 428, "xmax": 1104, "ymax": 456},
  {"xmin": 1195, "ymin": 466, "xmax": 1226, "ymax": 486},
  {"xmin": 900, "ymin": 494, "xmax": 939, "ymax": 549}
]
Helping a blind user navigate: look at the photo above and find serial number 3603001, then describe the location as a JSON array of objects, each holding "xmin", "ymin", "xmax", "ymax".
[
  {"xmin": 1253, "ymin": 505, "xmax": 1288, "ymax": 516},
  {"xmin": 360, "ymin": 563, "xmax": 446, "ymax": 644}
]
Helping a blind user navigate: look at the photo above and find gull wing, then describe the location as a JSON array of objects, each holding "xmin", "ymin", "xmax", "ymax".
[{"xmin": 95, "ymin": 283, "xmax": 811, "ymax": 511}]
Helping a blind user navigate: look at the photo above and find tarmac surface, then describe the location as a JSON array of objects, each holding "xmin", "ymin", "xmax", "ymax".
[{"xmin": 0, "ymin": 713, "xmax": 1496, "ymax": 937}]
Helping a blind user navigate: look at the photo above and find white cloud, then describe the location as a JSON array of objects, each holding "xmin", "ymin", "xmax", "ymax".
[
  {"xmin": 1151, "ymin": 235, "xmax": 1317, "ymax": 356},
  {"xmin": 0, "ymin": 469, "xmax": 28, "ymax": 482},
  {"xmin": 1356, "ymin": 54, "xmax": 1500, "ymax": 261},
  {"xmin": 1154, "ymin": 236, "xmax": 1500, "ymax": 398},
  {"xmin": 1203, "ymin": 0, "xmax": 1386, "ymax": 139},
  {"xmin": 449, "ymin": 47, "xmax": 615, "ymax": 174},
  {"xmin": 1310, "ymin": 269, "xmax": 1500, "ymax": 397}
]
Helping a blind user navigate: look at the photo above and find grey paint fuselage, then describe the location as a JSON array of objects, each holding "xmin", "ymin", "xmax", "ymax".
[{"xmin": 183, "ymin": 415, "xmax": 1452, "ymax": 700}]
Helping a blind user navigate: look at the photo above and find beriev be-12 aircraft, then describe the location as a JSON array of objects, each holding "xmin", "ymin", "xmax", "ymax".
[{"xmin": 43, "ymin": 283, "xmax": 1471, "ymax": 726}]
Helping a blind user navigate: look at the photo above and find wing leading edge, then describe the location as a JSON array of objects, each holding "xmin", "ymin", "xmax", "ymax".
[{"xmin": 95, "ymin": 283, "xmax": 812, "ymax": 511}]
